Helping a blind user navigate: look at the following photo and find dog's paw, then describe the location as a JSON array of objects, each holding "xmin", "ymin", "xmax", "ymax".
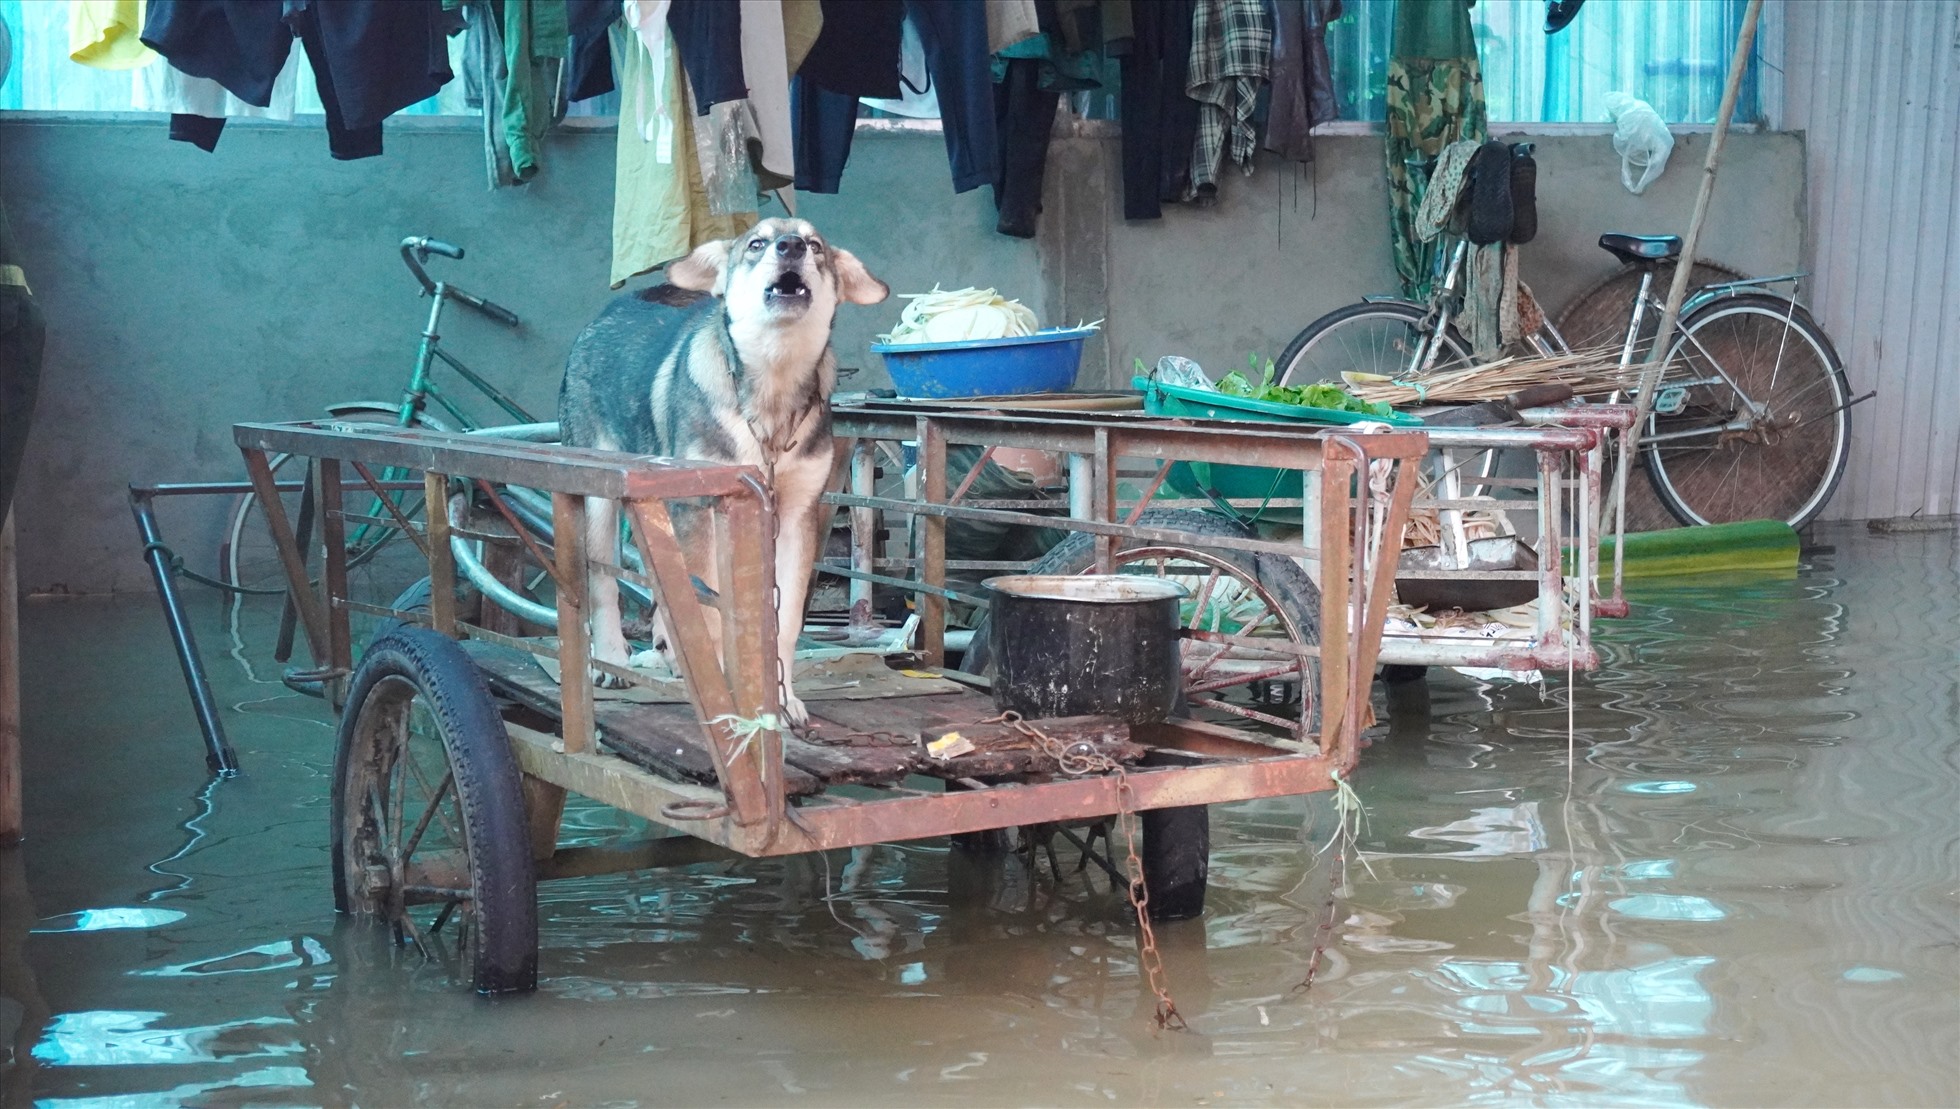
[
  {"xmin": 780, "ymin": 691, "xmax": 811, "ymax": 732},
  {"xmin": 628, "ymin": 647, "xmax": 678, "ymax": 679},
  {"xmin": 590, "ymin": 665, "xmax": 631, "ymax": 689}
]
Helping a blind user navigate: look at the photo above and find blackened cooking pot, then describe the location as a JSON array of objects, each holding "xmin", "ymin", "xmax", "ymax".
[{"xmin": 983, "ymin": 574, "xmax": 1188, "ymax": 724}]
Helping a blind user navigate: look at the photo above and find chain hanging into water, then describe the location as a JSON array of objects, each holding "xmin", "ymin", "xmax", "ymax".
[{"xmin": 988, "ymin": 712, "xmax": 1187, "ymax": 1031}]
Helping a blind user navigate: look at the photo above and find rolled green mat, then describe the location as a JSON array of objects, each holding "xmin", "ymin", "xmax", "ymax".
[{"xmin": 1570, "ymin": 519, "xmax": 1799, "ymax": 578}]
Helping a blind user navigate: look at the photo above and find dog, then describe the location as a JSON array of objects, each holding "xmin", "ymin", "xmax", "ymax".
[{"xmin": 558, "ymin": 218, "xmax": 888, "ymax": 728}]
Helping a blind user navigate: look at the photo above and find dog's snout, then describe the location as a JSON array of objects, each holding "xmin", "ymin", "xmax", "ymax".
[{"xmin": 774, "ymin": 235, "xmax": 807, "ymax": 261}]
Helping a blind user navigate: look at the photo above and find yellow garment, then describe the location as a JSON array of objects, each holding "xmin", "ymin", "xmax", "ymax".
[
  {"xmin": 70, "ymin": 0, "xmax": 156, "ymax": 70},
  {"xmin": 782, "ymin": 0, "xmax": 823, "ymax": 75},
  {"xmin": 609, "ymin": 21, "xmax": 754, "ymax": 288}
]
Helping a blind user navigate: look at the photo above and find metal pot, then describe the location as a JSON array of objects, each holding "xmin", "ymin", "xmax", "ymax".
[{"xmin": 983, "ymin": 574, "xmax": 1188, "ymax": 724}]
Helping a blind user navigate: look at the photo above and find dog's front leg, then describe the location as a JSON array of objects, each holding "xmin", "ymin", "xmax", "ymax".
[
  {"xmin": 583, "ymin": 494, "xmax": 633, "ymax": 688},
  {"xmin": 770, "ymin": 490, "xmax": 829, "ymax": 730}
]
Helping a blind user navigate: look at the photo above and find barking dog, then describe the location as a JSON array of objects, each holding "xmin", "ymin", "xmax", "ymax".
[{"xmin": 559, "ymin": 218, "xmax": 888, "ymax": 726}]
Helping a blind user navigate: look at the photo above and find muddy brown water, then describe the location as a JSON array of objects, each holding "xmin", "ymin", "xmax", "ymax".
[{"xmin": 4, "ymin": 524, "xmax": 1955, "ymax": 1107}]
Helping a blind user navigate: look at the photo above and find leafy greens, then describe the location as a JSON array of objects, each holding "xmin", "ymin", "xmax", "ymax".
[{"xmin": 1214, "ymin": 356, "xmax": 1394, "ymax": 418}]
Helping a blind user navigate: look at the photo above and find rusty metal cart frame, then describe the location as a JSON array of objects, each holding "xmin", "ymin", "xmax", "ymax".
[
  {"xmin": 233, "ymin": 414, "xmax": 1425, "ymax": 992},
  {"xmin": 825, "ymin": 400, "xmax": 1637, "ymax": 682}
]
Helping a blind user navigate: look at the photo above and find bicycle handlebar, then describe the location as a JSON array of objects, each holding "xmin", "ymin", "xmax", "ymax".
[{"xmin": 399, "ymin": 235, "xmax": 521, "ymax": 329}]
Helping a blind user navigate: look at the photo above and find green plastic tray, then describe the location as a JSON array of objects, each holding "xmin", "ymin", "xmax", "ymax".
[{"xmin": 1135, "ymin": 375, "xmax": 1425, "ymax": 427}]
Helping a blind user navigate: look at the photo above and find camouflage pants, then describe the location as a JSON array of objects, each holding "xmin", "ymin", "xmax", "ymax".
[{"xmin": 1385, "ymin": 56, "xmax": 1488, "ymax": 299}]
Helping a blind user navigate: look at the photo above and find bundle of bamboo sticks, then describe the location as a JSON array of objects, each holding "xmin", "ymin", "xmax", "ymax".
[{"xmin": 1342, "ymin": 348, "xmax": 1631, "ymax": 406}]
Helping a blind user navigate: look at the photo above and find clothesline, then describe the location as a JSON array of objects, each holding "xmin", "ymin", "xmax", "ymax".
[{"xmin": 66, "ymin": 1, "xmax": 1345, "ymax": 284}]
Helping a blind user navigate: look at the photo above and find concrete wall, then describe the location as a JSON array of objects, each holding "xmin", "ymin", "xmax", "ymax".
[{"xmin": 0, "ymin": 116, "xmax": 1803, "ymax": 593}]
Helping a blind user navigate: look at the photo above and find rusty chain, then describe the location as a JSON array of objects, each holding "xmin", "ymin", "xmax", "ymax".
[{"xmin": 988, "ymin": 711, "xmax": 1187, "ymax": 1032}]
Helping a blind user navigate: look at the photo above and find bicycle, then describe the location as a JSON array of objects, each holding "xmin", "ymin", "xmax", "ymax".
[
  {"xmin": 219, "ymin": 236, "xmax": 538, "ymax": 595},
  {"xmin": 1273, "ymin": 231, "xmax": 1855, "ymax": 530}
]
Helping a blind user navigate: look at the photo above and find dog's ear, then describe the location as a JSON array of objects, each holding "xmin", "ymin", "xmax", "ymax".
[
  {"xmin": 668, "ymin": 239, "xmax": 732, "ymax": 293},
  {"xmin": 831, "ymin": 248, "xmax": 890, "ymax": 306}
]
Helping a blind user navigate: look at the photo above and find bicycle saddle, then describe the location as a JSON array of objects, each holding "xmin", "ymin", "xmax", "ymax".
[{"xmin": 1599, "ymin": 233, "xmax": 1683, "ymax": 265}]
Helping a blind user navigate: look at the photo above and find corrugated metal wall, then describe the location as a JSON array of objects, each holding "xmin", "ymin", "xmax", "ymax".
[{"xmin": 1768, "ymin": 0, "xmax": 1960, "ymax": 522}]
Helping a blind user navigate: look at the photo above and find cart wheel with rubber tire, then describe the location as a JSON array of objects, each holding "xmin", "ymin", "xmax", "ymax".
[
  {"xmin": 331, "ymin": 626, "xmax": 538, "ymax": 994},
  {"xmin": 963, "ymin": 510, "xmax": 1320, "ymax": 920},
  {"xmin": 1139, "ymin": 748, "xmax": 1210, "ymax": 922}
]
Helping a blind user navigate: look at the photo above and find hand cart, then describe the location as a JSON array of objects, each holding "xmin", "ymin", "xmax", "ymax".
[{"xmin": 233, "ymin": 411, "xmax": 1425, "ymax": 998}]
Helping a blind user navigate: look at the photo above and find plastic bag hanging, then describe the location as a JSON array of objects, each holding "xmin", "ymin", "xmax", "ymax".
[
  {"xmin": 1606, "ymin": 92, "xmax": 1674, "ymax": 194},
  {"xmin": 698, "ymin": 102, "xmax": 764, "ymax": 217}
]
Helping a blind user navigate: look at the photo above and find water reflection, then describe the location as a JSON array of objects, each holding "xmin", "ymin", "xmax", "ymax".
[{"xmin": 6, "ymin": 527, "xmax": 1957, "ymax": 1105}]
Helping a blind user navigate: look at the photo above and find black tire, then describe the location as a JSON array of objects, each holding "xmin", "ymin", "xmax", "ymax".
[
  {"xmin": 1645, "ymin": 294, "xmax": 1852, "ymax": 530},
  {"xmin": 966, "ymin": 510, "xmax": 1322, "ymax": 743},
  {"xmin": 1274, "ymin": 300, "xmax": 1475, "ymax": 389},
  {"xmin": 331, "ymin": 627, "xmax": 538, "ymax": 994},
  {"xmin": 1139, "ymin": 781, "xmax": 1209, "ymax": 922}
]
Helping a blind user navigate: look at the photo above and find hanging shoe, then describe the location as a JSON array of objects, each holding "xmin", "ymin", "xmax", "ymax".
[{"xmin": 1546, "ymin": 0, "xmax": 1586, "ymax": 34}]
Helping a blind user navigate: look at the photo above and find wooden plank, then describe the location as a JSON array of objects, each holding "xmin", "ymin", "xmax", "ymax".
[
  {"xmin": 919, "ymin": 716, "xmax": 1147, "ymax": 779},
  {"xmin": 551, "ymin": 492, "xmax": 595, "ymax": 754},
  {"xmin": 596, "ymin": 701, "xmax": 823, "ymax": 797}
]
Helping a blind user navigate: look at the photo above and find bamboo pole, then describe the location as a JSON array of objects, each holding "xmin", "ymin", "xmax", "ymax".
[{"xmin": 1623, "ymin": 0, "xmax": 1765, "ymax": 470}]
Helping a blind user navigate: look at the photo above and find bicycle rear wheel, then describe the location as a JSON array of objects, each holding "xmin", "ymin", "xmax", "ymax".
[
  {"xmin": 1274, "ymin": 301, "xmax": 1474, "ymax": 387},
  {"xmin": 223, "ymin": 409, "xmax": 431, "ymax": 596},
  {"xmin": 1645, "ymin": 294, "xmax": 1851, "ymax": 529}
]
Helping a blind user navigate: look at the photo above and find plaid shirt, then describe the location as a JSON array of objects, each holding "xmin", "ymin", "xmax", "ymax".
[{"xmin": 1187, "ymin": 0, "xmax": 1274, "ymax": 202}]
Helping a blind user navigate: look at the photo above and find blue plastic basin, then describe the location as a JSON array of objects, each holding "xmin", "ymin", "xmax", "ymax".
[{"xmin": 870, "ymin": 327, "xmax": 1095, "ymax": 399}]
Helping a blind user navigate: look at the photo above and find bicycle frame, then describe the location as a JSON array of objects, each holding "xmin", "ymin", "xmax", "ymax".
[
  {"xmin": 1618, "ymin": 270, "xmax": 1814, "ymax": 446},
  {"xmin": 345, "ymin": 272, "xmax": 540, "ymax": 559},
  {"xmin": 406, "ymin": 283, "xmax": 537, "ymax": 433}
]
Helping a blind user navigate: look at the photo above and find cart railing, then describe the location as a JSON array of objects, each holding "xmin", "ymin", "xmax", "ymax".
[
  {"xmin": 234, "ymin": 413, "xmax": 1425, "ymax": 858},
  {"xmin": 234, "ymin": 420, "xmax": 792, "ymax": 836},
  {"xmin": 828, "ymin": 404, "xmax": 1429, "ymax": 754}
]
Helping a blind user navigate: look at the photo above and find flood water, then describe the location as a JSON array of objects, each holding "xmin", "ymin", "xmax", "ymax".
[{"xmin": 4, "ymin": 524, "xmax": 1956, "ymax": 1107}]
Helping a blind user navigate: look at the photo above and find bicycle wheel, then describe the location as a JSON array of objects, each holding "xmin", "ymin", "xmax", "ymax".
[
  {"xmin": 1274, "ymin": 301, "xmax": 1475, "ymax": 388},
  {"xmin": 222, "ymin": 408, "xmax": 429, "ymax": 596},
  {"xmin": 1644, "ymin": 294, "xmax": 1851, "ymax": 529},
  {"xmin": 963, "ymin": 510, "xmax": 1322, "ymax": 743}
]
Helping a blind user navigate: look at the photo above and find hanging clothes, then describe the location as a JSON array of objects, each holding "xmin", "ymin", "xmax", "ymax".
[
  {"xmin": 1384, "ymin": 0, "xmax": 1488, "ymax": 298},
  {"xmin": 1186, "ymin": 0, "xmax": 1271, "ymax": 206},
  {"xmin": 669, "ymin": 1, "xmax": 798, "ymax": 202},
  {"xmin": 734, "ymin": 0, "xmax": 796, "ymax": 191},
  {"xmin": 495, "ymin": 0, "xmax": 569, "ymax": 183},
  {"xmin": 132, "ymin": 41, "xmax": 302, "ymax": 153},
  {"xmin": 991, "ymin": 57, "xmax": 1059, "ymax": 238},
  {"xmin": 461, "ymin": 2, "xmax": 519, "ymax": 186},
  {"xmin": 797, "ymin": 0, "xmax": 903, "ymax": 98},
  {"xmin": 665, "ymin": 0, "xmax": 745, "ymax": 111},
  {"xmin": 140, "ymin": 1, "xmax": 292, "ymax": 107},
  {"xmin": 793, "ymin": 2, "xmax": 997, "ymax": 196},
  {"xmin": 989, "ymin": 0, "xmax": 1103, "ymax": 238},
  {"xmin": 565, "ymin": 0, "xmax": 618, "ymax": 102},
  {"xmin": 1263, "ymin": 0, "xmax": 1340, "ymax": 164},
  {"xmin": 1413, "ymin": 138, "xmax": 1538, "ymax": 358},
  {"xmin": 140, "ymin": 0, "xmax": 458, "ymax": 160},
  {"xmin": 986, "ymin": 0, "xmax": 1040, "ymax": 53},
  {"xmin": 609, "ymin": 19, "xmax": 754, "ymax": 288},
  {"xmin": 70, "ymin": 0, "xmax": 157, "ymax": 69},
  {"xmin": 1118, "ymin": 0, "xmax": 1196, "ymax": 219},
  {"xmin": 907, "ymin": 0, "xmax": 998, "ymax": 193}
]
